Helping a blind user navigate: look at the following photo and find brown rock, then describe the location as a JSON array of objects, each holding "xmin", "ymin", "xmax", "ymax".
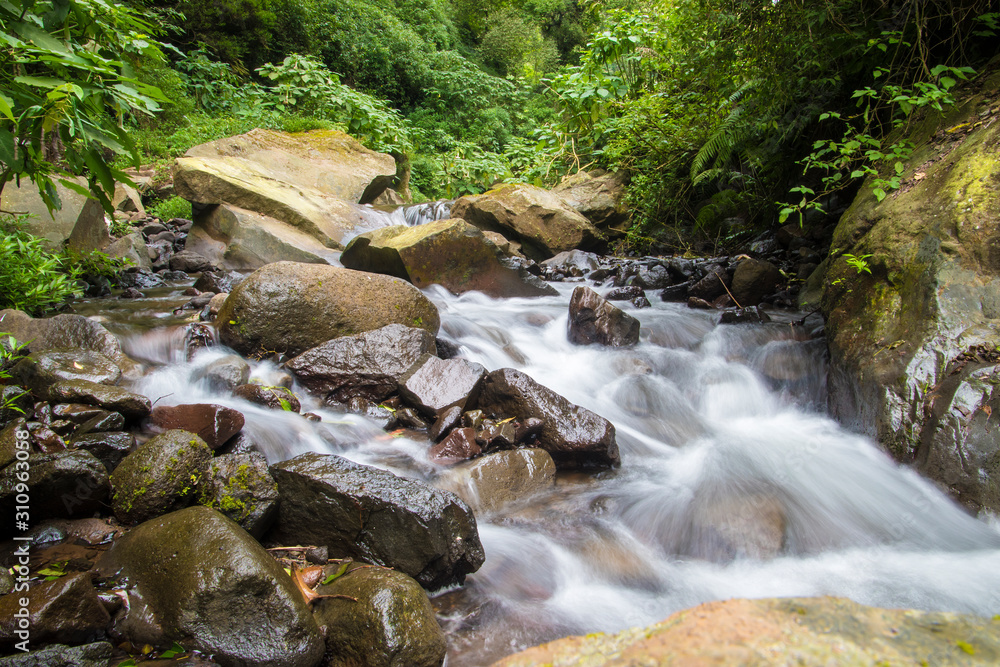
[
  {"xmin": 568, "ymin": 286, "xmax": 640, "ymax": 347},
  {"xmin": 398, "ymin": 354, "xmax": 487, "ymax": 417},
  {"xmin": 150, "ymin": 404, "xmax": 245, "ymax": 450},
  {"xmin": 429, "ymin": 427, "xmax": 481, "ymax": 465}
]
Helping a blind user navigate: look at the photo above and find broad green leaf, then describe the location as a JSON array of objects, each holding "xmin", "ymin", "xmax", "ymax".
[
  {"xmin": 14, "ymin": 76, "xmax": 67, "ymax": 89},
  {"xmin": 0, "ymin": 93, "xmax": 14, "ymax": 121},
  {"xmin": 322, "ymin": 560, "xmax": 352, "ymax": 585}
]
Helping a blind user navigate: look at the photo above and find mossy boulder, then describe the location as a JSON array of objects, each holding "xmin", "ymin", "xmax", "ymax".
[
  {"xmin": 821, "ymin": 68, "xmax": 1000, "ymax": 512},
  {"xmin": 494, "ymin": 597, "xmax": 1000, "ymax": 666},
  {"xmin": 199, "ymin": 452, "xmax": 279, "ymax": 538},
  {"xmin": 11, "ymin": 350, "xmax": 122, "ymax": 397},
  {"xmin": 313, "ymin": 562, "xmax": 446, "ymax": 667},
  {"xmin": 95, "ymin": 506, "xmax": 324, "ymax": 667},
  {"xmin": 341, "ymin": 219, "xmax": 556, "ymax": 298},
  {"xmin": 452, "ymin": 183, "xmax": 606, "ymax": 261},
  {"xmin": 109, "ymin": 429, "xmax": 212, "ymax": 524},
  {"xmin": 217, "ymin": 261, "xmax": 440, "ymax": 358}
]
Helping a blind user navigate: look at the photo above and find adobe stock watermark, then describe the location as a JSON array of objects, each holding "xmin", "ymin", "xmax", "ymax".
[{"xmin": 10, "ymin": 422, "xmax": 32, "ymax": 652}]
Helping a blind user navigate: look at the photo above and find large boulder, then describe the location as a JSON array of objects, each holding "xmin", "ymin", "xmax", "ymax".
[
  {"xmin": 186, "ymin": 204, "xmax": 341, "ymax": 270},
  {"xmin": 95, "ymin": 506, "xmax": 325, "ymax": 667},
  {"xmin": 199, "ymin": 451, "xmax": 279, "ymax": 538},
  {"xmin": 313, "ymin": 562, "xmax": 446, "ymax": 667},
  {"xmin": 0, "ymin": 310, "xmax": 139, "ymax": 379},
  {"xmin": 476, "ymin": 368, "xmax": 620, "ymax": 469},
  {"xmin": 217, "ymin": 262, "xmax": 440, "ymax": 358},
  {"xmin": 173, "ymin": 129, "xmax": 397, "ymax": 251},
  {"xmin": 149, "ymin": 404, "xmax": 245, "ymax": 450},
  {"xmin": 494, "ymin": 597, "xmax": 1000, "ymax": 666},
  {"xmin": 103, "ymin": 232, "xmax": 152, "ymax": 270},
  {"xmin": 567, "ymin": 286, "xmax": 640, "ymax": 347},
  {"xmin": 341, "ymin": 220, "xmax": 556, "ymax": 298},
  {"xmin": 0, "ymin": 176, "xmax": 108, "ymax": 251},
  {"xmin": 268, "ymin": 452, "xmax": 484, "ymax": 589},
  {"xmin": 47, "ymin": 380, "xmax": 150, "ymax": 419},
  {"xmin": 731, "ymin": 257, "xmax": 781, "ymax": 307},
  {"xmin": 286, "ymin": 324, "xmax": 436, "ymax": 403},
  {"xmin": 551, "ymin": 169, "xmax": 629, "ymax": 230},
  {"xmin": 822, "ymin": 71, "xmax": 1000, "ymax": 513},
  {"xmin": 0, "ymin": 573, "xmax": 110, "ymax": 651},
  {"xmin": 451, "ymin": 184, "xmax": 606, "ymax": 261},
  {"xmin": 10, "ymin": 350, "xmax": 122, "ymax": 397}
]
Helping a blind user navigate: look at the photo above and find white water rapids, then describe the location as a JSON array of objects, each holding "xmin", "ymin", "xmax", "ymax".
[{"xmin": 110, "ymin": 280, "xmax": 1000, "ymax": 666}]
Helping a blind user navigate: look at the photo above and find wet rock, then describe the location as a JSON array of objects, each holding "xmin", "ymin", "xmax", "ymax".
[
  {"xmin": 398, "ymin": 354, "xmax": 486, "ymax": 418},
  {"xmin": 436, "ymin": 449, "xmax": 556, "ymax": 516},
  {"xmin": 26, "ymin": 422, "xmax": 64, "ymax": 452},
  {"xmin": 233, "ymin": 384, "xmax": 301, "ymax": 412},
  {"xmin": 0, "ymin": 642, "xmax": 112, "ymax": 666},
  {"xmin": 451, "ymin": 184, "xmax": 606, "ymax": 261},
  {"xmin": 199, "ymin": 452, "xmax": 279, "ymax": 538},
  {"xmin": 428, "ymin": 405, "xmax": 462, "ymax": 442},
  {"xmin": 217, "ymin": 432, "xmax": 264, "ymax": 457},
  {"xmin": 394, "ymin": 406, "xmax": 428, "ymax": 429},
  {"xmin": 0, "ymin": 450, "xmax": 109, "ymax": 532},
  {"xmin": 0, "ymin": 310, "xmax": 139, "ymax": 378},
  {"xmin": 480, "ymin": 420, "xmax": 517, "ymax": 450},
  {"xmin": 149, "ymin": 404, "xmax": 245, "ymax": 450},
  {"xmin": 632, "ymin": 295, "xmax": 651, "ymax": 309},
  {"xmin": 160, "ymin": 269, "xmax": 188, "ymax": 281},
  {"xmin": 660, "ymin": 280, "xmax": 693, "ymax": 302},
  {"xmin": 184, "ymin": 323, "xmax": 215, "ymax": 360},
  {"xmin": 687, "ymin": 296, "xmax": 715, "ymax": 309},
  {"xmin": 540, "ymin": 249, "xmax": 602, "ymax": 276},
  {"xmin": 428, "ymin": 427, "xmax": 481, "ymax": 465},
  {"xmin": 206, "ymin": 292, "xmax": 228, "ymax": 320},
  {"xmin": 514, "ymin": 417, "xmax": 545, "ymax": 445},
  {"xmin": 268, "ymin": 452, "xmax": 484, "ymax": 589},
  {"xmin": 55, "ymin": 404, "xmax": 125, "ymax": 434},
  {"xmin": 109, "ymin": 429, "xmax": 212, "ymax": 524},
  {"xmin": 313, "ymin": 562, "xmax": 446, "ymax": 667},
  {"xmin": 105, "ymin": 232, "xmax": 152, "ymax": 271},
  {"xmin": 96, "ymin": 505, "xmax": 324, "ymax": 667},
  {"xmin": 341, "ymin": 220, "xmax": 557, "ymax": 298},
  {"xmin": 0, "ymin": 573, "xmax": 110, "ymax": 651},
  {"xmin": 184, "ymin": 292, "xmax": 215, "ymax": 310},
  {"xmin": 70, "ymin": 432, "xmax": 135, "ymax": 473},
  {"xmin": 634, "ymin": 263, "xmax": 671, "ymax": 290},
  {"xmin": 217, "ymin": 261, "xmax": 440, "ymax": 358},
  {"xmin": 0, "ymin": 420, "xmax": 27, "ymax": 469},
  {"xmin": 568, "ymin": 286, "xmax": 640, "ymax": 347},
  {"xmin": 689, "ymin": 494, "xmax": 786, "ymax": 561},
  {"xmin": 168, "ymin": 250, "xmax": 214, "ymax": 273},
  {"xmin": 47, "ymin": 380, "xmax": 151, "ymax": 420},
  {"xmin": 476, "ymin": 368, "xmax": 619, "ymax": 469},
  {"xmin": 719, "ymin": 306, "xmax": 772, "ymax": 325},
  {"xmin": 196, "ymin": 355, "xmax": 251, "ymax": 392},
  {"xmin": 688, "ymin": 264, "xmax": 729, "ymax": 301},
  {"xmin": 605, "ymin": 286, "xmax": 644, "ymax": 301},
  {"xmin": 118, "ymin": 287, "xmax": 143, "ymax": 299},
  {"xmin": 732, "ymin": 258, "xmax": 782, "ymax": 307},
  {"xmin": 11, "ymin": 350, "xmax": 122, "ymax": 397},
  {"xmin": 194, "ymin": 270, "xmax": 244, "ymax": 294},
  {"xmin": 287, "ymin": 324, "xmax": 436, "ymax": 403},
  {"xmin": 343, "ymin": 397, "xmax": 397, "ymax": 430},
  {"xmin": 493, "ymin": 597, "xmax": 1000, "ymax": 667},
  {"xmin": 117, "ymin": 267, "xmax": 165, "ymax": 289}
]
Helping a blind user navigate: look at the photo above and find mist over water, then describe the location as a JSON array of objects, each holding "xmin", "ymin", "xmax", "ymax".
[{"xmin": 124, "ymin": 280, "xmax": 1000, "ymax": 666}]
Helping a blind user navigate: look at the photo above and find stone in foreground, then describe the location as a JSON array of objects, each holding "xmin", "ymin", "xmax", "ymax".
[
  {"xmin": 492, "ymin": 597, "xmax": 1000, "ymax": 666},
  {"xmin": 269, "ymin": 452, "xmax": 484, "ymax": 589},
  {"xmin": 96, "ymin": 506, "xmax": 324, "ymax": 667}
]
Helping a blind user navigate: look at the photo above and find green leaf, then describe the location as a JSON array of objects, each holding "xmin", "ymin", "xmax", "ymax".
[
  {"xmin": 894, "ymin": 162, "xmax": 904, "ymax": 175},
  {"xmin": 0, "ymin": 128, "xmax": 15, "ymax": 166},
  {"xmin": 0, "ymin": 92, "xmax": 14, "ymax": 121},
  {"xmin": 160, "ymin": 641, "xmax": 187, "ymax": 659},
  {"xmin": 873, "ymin": 187, "xmax": 886, "ymax": 201},
  {"xmin": 14, "ymin": 75, "xmax": 67, "ymax": 89},
  {"xmin": 322, "ymin": 560, "xmax": 352, "ymax": 585}
]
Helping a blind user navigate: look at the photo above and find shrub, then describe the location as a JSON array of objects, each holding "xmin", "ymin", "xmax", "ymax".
[
  {"xmin": 149, "ymin": 196, "xmax": 193, "ymax": 222},
  {"xmin": 0, "ymin": 215, "xmax": 83, "ymax": 315}
]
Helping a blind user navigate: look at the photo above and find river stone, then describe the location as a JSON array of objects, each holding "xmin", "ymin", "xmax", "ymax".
[
  {"xmin": 476, "ymin": 368, "xmax": 620, "ymax": 469},
  {"xmin": 199, "ymin": 452, "xmax": 279, "ymax": 538},
  {"xmin": 150, "ymin": 404, "xmax": 244, "ymax": 451},
  {"xmin": 168, "ymin": 250, "xmax": 214, "ymax": 273},
  {"xmin": 186, "ymin": 203, "xmax": 341, "ymax": 271},
  {"xmin": 0, "ymin": 450, "xmax": 109, "ymax": 535},
  {"xmin": 605, "ymin": 286, "xmax": 645, "ymax": 301},
  {"xmin": 0, "ymin": 573, "xmax": 110, "ymax": 651},
  {"xmin": 95, "ymin": 505, "xmax": 324, "ymax": 667},
  {"xmin": 196, "ymin": 355, "xmax": 251, "ymax": 392},
  {"xmin": 104, "ymin": 232, "xmax": 152, "ymax": 271},
  {"xmin": 687, "ymin": 494, "xmax": 786, "ymax": 561},
  {"xmin": 341, "ymin": 219, "xmax": 557, "ymax": 298},
  {"xmin": 268, "ymin": 452, "xmax": 484, "ymax": 589},
  {"xmin": 493, "ymin": 597, "xmax": 1000, "ymax": 667},
  {"xmin": 551, "ymin": 169, "xmax": 628, "ymax": 230},
  {"xmin": 11, "ymin": 350, "xmax": 122, "ymax": 397},
  {"xmin": 436, "ymin": 449, "xmax": 556, "ymax": 516},
  {"xmin": 109, "ymin": 429, "xmax": 212, "ymax": 524},
  {"xmin": 194, "ymin": 269, "xmax": 244, "ymax": 294},
  {"xmin": 0, "ymin": 310, "xmax": 139, "ymax": 379},
  {"xmin": 822, "ymin": 79, "xmax": 1000, "ymax": 513},
  {"xmin": 71, "ymin": 432, "xmax": 135, "ymax": 473},
  {"xmin": 719, "ymin": 305, "xmax": 771, "ymax": 325},
  {"xmin": 428, "ymin": 427, "xmax": 481, "ymax": 465},
  {"xmin": 451, "ymin": 183, "xmax": 607, "ymax": 261},
  {"xmin": 428, "ymin": 405, "xmax": 462, "ymax": 442},
  {"xmin": 286, "ymin": 324, "xmax": 436, "ymax": 403},
  {"xmin": 688, "ymin": 263, "xmax": 729, "ymax": 301},
  {"xmin": 47, "ymin": 380, "xmax": 150, "ymax": 419},
  {"xmin": 0, "ymin": 420, "xmax": 25, "ymax": 469},
  {"xmin": 233, "ymin": 384, "xmax": 301, "ymax": 412},
  {"xmin": 217, "ymin": 261, "xmax": 440, "ymax": 358},
  {"xmin": 731, "ymin": 258, "xmax": 781, "ymax": 307},
  {"xmin": 0, "ymin": 642, "xmax": 113, "ymax": 667},
  {"xmin": 313, "ymin": 562, "xmax": 446, "ymax": 667},
  {"xmin": 568, "ymin": 286, "xmax": 640, "ymax": 347},
  {"xmin": 540, "ymin": 249, "xmax": 602, "ymax": 276},
  {"xmin": 398, "ymin": 354, "xmax": 486, "ymax": 417}
]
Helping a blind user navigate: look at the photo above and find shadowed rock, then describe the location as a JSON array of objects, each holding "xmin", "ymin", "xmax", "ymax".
[{"xmin": 568, "ymin": 286, "xmax": 640, "ymax": 347}]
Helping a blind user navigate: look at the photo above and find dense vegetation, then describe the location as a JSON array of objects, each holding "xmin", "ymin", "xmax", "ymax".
[{"xmin": 3, "ymin": 0, "xmax": 999, "ymax": 270}]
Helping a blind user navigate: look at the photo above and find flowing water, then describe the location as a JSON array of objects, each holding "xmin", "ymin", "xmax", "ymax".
[{"xmin": 77, "ymin": 274, "xmax": 1000, "ymax": 666}]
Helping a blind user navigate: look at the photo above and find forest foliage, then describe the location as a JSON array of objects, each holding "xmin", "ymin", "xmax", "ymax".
[{"xmin": 3, "ymin": 0, "xmax": 999, "ymax": 254}]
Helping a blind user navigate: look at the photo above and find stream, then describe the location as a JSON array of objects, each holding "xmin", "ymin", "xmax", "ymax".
[{"xmin": 72, "ymin": 217, "xmax": 1000, "ymax": 666}]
